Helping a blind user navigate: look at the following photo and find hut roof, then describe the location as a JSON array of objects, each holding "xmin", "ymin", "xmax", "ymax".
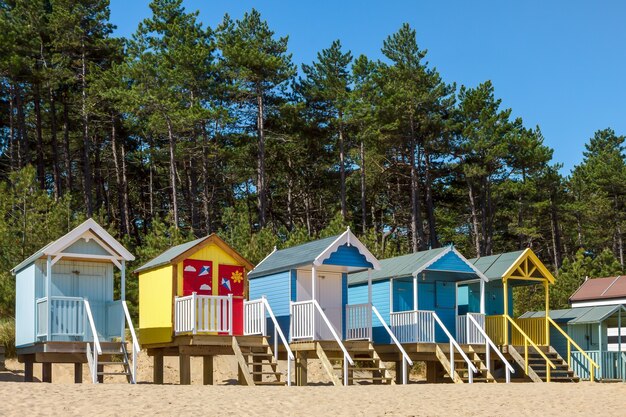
[
  {"xmin": 569, "ymin": 276, "xmax": 626, "ymax": 303},
  {"xmin": 520, "ymin": 304, "xmax": 626, "ymax": 324},
  {"xmin": 134, "ymin": 234, "xmax": 253, "ymax": 274}
]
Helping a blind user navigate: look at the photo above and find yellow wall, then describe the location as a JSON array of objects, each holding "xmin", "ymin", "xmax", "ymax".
[
  {"xmin": 138, "ymin": 265, "xmax": 173, "ymax": 345},
  {"xmin": 175, "ymin": 243, "xmax": 246, "ymax": 297}
]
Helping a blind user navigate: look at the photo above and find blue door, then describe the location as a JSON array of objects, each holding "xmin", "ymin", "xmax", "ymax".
[
  {"xmin": 392, "ymin": 280, "xmax": 414, "ymax": 312},
  {"xmin": 418, "ymin": 282, "xmax": 435, "ymax": 310}
]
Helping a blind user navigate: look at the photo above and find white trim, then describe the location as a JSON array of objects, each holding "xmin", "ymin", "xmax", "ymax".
[
  {"xmin": 389, "ymin": 278, "xmax": 394, "ymax": 313},
  {"xmin": 412, "ymin": 246, "xmax": 489, "ymax": 282},
  {"xmin": 50, "ymin": 253, "xmax": 123, "ymax": 263},
  {"xmin": 43, "ymin": 218, "xmax": 134, "ymax": 261},
  {"xmin": 572, "ymin": 299, "xmax": 626, "ymax": 308},
  {"xmin": 313, "ymin": 228, "xmax": 381, "ymax": 270}
]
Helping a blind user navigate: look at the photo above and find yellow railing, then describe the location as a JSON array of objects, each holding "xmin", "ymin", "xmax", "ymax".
[
  {"xmin": 485, "ymin": 315, "xmax": 506, "ymax": 345},
  {"xmin": 505, "ymin": 315, "xmax": 556, "ymax": 382},
  {"xmin": 547, "ymin": 317, "xmax": 599, "ymax": 382},
  {"xmin": 513, "ymin": 318, "xmax": 547, "ymax": 346}
]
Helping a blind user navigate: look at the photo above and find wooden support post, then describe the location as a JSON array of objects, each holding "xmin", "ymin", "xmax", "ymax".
[
  {"xmin": 426, "ymin": 361, "xmax": 437, "ymax": 383},
  {"xmin": 503, "ymin": 279, "xmax": 509, "ymax": 344},
  {"xmin": 153, "ymin": 353, "xmax": 164, "ymax": 384},
  {"xmin": 74, "ymin": 363, "xmax": 83, "ymax": 383},
  {"xmin": 179, "ymin": 354, "xmax": 191, "ymax": 385},
  {"xmin": 544, "ymin": 281, "xmax": 550, "ymax": 346},
  {"xmin": 24, "ymin": 359, "xmax": 34, "ymax": 382},
  {"xmin": 296, "ymin": 352, "xmax": 308, "ymax": 386},
  {"xmin": 97, "ymin": 364, "xmax": 104, "ymax": 383},
  {"xmin": 395, "ymin": 361, "xmax": 403, "ymax": 384},
  {"xmin": 252, "ymin": 355, "xmax": 262, "ymax": 382},
  {"xmin": 203, "ymin": 356, "xmax": 213, "ymax": 385},
  {"xmin": 42, "ymin": 362, "xmax": 52, "ymax": 383}
]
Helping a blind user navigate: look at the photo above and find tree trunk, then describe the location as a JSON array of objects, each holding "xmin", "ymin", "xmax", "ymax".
[
  {"xmin": 110, "ymin": 115, "xmax": 126, "ymax": 234},
  {"xmin": 468, "ymin": 181, "xmax": 481, "ymax": 256},
  {"xmin": 81, "ymin": 42, "xmax": 93, "ymax": 216},
  {"xmin": 408, "ymin": 116, "xmax": 425, "ymax": 252},
  {"xmin": 9, "ymin": 84, "xmax": 15, "ymax": 171},
  {"xmin": 186, "ymin": 156, "xmax": 198, "ymax": 234},
  {"xmin": 338, "ymin": 113, "xmax": 347, "ymax": 220},
  {"xmin": 34, "ymin": 84, "xmax": 45, "ymax": 188},
  {"xmin": 201, "ymin": 122, "xmax": 212, "ymax": 234},
  {"xmin": 49, "ymin": 87, "xmax": 61, "ymax": 199},
  {"xmin": 550, "ymin": 194, "xmax": 563, "ymax": 269},
  {"xmin": 360, "ymin": 140, "xmax": 367, "ymax": 234},
  {"xmin": 256, "ymin": 89, "xmax": 267, "ymax": 227},
  {"xmin": 120, "ymin": 139, "xmax": 131, "ymax": 235},
  {"xmin": 63, "ymin": 90, "xmax": 72, "ymax": 192},
  {"xmin": 423, "ymin": 149, "xmax": 439, "ymax": 248},
  {"xmin": 287, "ymin": 156, "xmax": 294, "ymax": 230},
  {"xmin": 16, "ymin": 84, "xmax": 29, "ymax": 167},
  {"xmin": 166, "ymin": 117, "xmax": 179, "ymax": 228}
]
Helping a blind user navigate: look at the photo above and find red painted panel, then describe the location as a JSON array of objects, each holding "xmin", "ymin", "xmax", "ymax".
[
  {"xmin": 218, "ymin": 264, "xmax": 246, "ymax": 335},
  {"xmin": 182, "ymin": 259, "xmax": 213, "ymax": 296}
]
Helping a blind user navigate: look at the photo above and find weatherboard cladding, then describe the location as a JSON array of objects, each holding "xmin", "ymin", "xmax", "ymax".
[
  {"xmin": 428, "ymin": 251, "xmax": 476, "ymax": 274},
  {"xmin": 134, "ymin": 236, "xmax": 206, "ymax": 273},
  {"xmin": 248, "ymin": 235, "xmax": 340, "ymax": 279},
  {"xmin": 323, "ymin": 244, "xmax": 373, "ymax": 268},
  {"xmin": 348, "ymin": 280, "xmax": 391, "ymax": 343},
  {"xmin": 348, "ymin": 248, "xmax": 447, "ymax": 285},
  {"xmin": 249, "ymin": 270, "xmax": 291, "ymax": 318}
]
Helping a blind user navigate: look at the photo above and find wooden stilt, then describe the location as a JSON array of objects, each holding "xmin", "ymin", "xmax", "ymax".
[
  {"xmin": 153, "ymin": 353, "xmax": 164, "ymax": 384},
  {"xmin": 97, "ymin": 364, "xmax": 104, "ymax": 383},
  {"xmin": 74, "ymin": 363, "xmax": 83, "ymax": 383},
  {"xmin": 24, "ymin": 359, "xmax": 34, "ymax": 382},
  {"xmin": 179, "ymin": 354, "xmax": 191, "ymax": 385},
  {"xmin": 395, "ymin": 361, "xmax": 403, "ymax": 384},
  {"xmin": 296, "ymin": 352, "xmax": 308, "ymax": 386},
  {"xmin": 42, "ymin": 362, "xmax": 52, "ymax": 383},
  {"xmin": 203, "ymin": 356, "xmax": 213, "ymax": 385},
  {"xmin": 426, "ymin": 361, "xmax": 437, "ymax": 383}
]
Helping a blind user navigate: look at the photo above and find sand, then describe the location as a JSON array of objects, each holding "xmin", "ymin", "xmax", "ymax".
[{"xmin": 1, "ymin": 355, "xmax": 625, "ymax": 416}]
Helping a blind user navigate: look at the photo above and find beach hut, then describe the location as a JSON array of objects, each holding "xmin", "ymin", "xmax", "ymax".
[
  {"xmin": 462, "ymin": 248, "xmax": 598, "ymax": 382},
  {"xmin": 135, "ymin": 234, "xmax": 282, "ymax": 386},
  {"xmin": 12, "ymin": 219, "xmax": 138, "ymax": 384},
  {"xmin": 247, "ymin": 228, "xmax": 395, "ymax": 386},
  {"xmin": 348, "ymin": 245, "xmax": 514, "ymax": 383},
  {"xmin": 520, "ymin": 305, "xmax": 626, "ymax": 380}
]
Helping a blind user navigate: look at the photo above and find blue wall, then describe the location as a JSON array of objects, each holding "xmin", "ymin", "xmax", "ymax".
[
  {"xmin": 249, "ymin": 270, "xmax": 292, "ymax": 340},
  {"xmin": 348, "ymin": 280, "xmax": 390, "ymax": 343},
  {"xmin": 429, "ymin": 251, "xmax": 476, "ymax": 273},
  {"xmin": 323, "ymin": 244, "xmax": 373, "ymax": 268},
  {"xmin": 464, "ymin": 280, "xmax": 513, "ymax": 316}
]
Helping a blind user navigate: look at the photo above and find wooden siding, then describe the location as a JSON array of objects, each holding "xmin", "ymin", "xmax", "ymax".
[
  {"xmin": 428, "ymin": 250, "xmax": 475, "ymax": 273},
  {"xmin": 15, "ymin": 264, "xmax": 37, "ymax": 347},
  {"xmin": 249, "ymin": 270, "xmax": 291, "ymax": 323},
  {"xmin": 348, "ymin": 280, "xmax": 390, "ymax": 343},
  {"xmin": 139, "ymin": 265, "xmax": 174, "ymax": 345},
  {"xmin": 64, "ymin": 238, "xmax": 111, "ymax": 256},
  {"xmin": 466, "ymin": 280, "xmax": 513, "ymax": 316},
  {"xmin": 322, "ymin": 244, "xmax": 373, "ymax": 268}
]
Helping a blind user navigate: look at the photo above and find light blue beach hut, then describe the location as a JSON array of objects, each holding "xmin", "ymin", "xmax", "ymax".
[{"xmin": 13, "ymin": 219, "xmax": 139, "ymax": 384}]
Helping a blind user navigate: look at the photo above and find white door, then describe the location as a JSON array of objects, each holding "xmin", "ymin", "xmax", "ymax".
[{"xmin": 296, "ymin": 270, "xmax": 343, "ymax": 340}]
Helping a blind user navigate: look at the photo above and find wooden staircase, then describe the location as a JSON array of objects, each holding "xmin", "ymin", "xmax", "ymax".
[
  {"xmin": 316, "ymin": 342, "xmax": 395, "ymax": 386},
  {"xmin": 232, "ymin": 337, "xmax": 286, "ymax": 386},
  {"xmin": 88, "ymin": 341, "xmax": 133, "ymax": 383},
  {"xmin": 507, "ymin": 345, "xmax": 580, "ymax": 383},
  {"xmin": 435, "ymin": 344, "xmax": 496, "ymax": 383}
]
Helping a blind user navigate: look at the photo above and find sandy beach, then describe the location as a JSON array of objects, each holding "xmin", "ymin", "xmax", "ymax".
[{"xmin": 1, "ymin": 355, "xmax": 625, "ymax": 416}]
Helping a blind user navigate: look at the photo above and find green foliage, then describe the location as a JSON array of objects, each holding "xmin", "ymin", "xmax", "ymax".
[{"xmin": 0, "ymin": 318, "xmax": 16, "ymax": 358}]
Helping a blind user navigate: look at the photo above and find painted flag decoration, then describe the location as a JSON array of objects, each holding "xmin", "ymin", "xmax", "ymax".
[
  {"xmin": 182, "ymin": 259, "xmax": 213, "ymax": 296},
  {"xmin": 218, "ymin": 264, "xmax": 246, "ymax": 335}
]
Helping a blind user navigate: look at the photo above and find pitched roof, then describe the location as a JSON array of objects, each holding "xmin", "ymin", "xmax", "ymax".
[
  {"xmin": 468, "ymin": 250, "xmax": 526, "ymax": 281},
  {"xmin": 134, "ymin": 234, "xmax": 254, "ymax": 274},
  {"xmin": 12, "ymin": 218, "xmax": 134, "ymax": 274},
  {"xmin": 248, "ymin": 229, "xmax": 380, "ymax": 279},
  {"xmin": 570, "ymin": 276, "xmax": 626, "ymax": 302},
  {"xmin": 520, "ymin": 304, "xmax": 626, "ymax": 324}
]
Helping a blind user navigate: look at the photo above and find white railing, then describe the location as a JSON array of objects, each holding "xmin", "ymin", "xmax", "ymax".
[
  {"xmin": 346, "ymin": 303, "xmax": 372, "ymax": 340},
  {"xmin": 290, "ymin": 300, "xmax": 315, "ymax": 340},
  {"xmin": 174, "ymin": 293, "xmax": 233, "ymax": 335},
  {"xmin": 245, "ymin": 296, "xmax": 295, "ymax": 386},
  {"xmin": 36, "ymin": 296, "xmax": 86, "ymax": 340},
  {"xmin": 390, "ymin": 310, "xmax": 435, "ymax": 343},
  {"xmin": 372, "ymin": 305, "xmax": 414, "ymax": 384},
  {"xmin": 312, "ymin": 299, "xmax": 354, "ymax": 386},
  {"xmin": 467, "ymin": 313, "xmax": 514, "ymax": 383},
  {"xmin": 122, "ymin": 301, "xmax": 140, "ymax": 384},
  {"xmin": 431, "ymin": 312, "xmax": 478, "ymax": 383},
  {"xmin": 456, "ymin": 313, "xmax": 486, "ymax": 345},
  {"xmin": 84, "ymin": 299, "xmax": 102, "ymax": 384},
  {"xmin": 244, "ymin": 298, "xmax": 266, "ymax": 336}
]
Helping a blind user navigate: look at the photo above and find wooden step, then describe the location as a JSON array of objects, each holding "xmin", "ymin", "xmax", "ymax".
[
  {"xmin": 97, "ymin": 371, "xmax": 131, "ymax": 376},
  {"xmin": 340, "ymin": 376, "xmax": 393, "ymax": 381},
  {"xmin": 250, "ymin": 371, "xmax": 282, "ymax": 375},
  {"xmin": 255, "ymin": 381, "xmax": 287, "ymax": 386}
]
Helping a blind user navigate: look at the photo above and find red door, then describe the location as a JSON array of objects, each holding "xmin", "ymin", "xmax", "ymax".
[
  {"xmin": 218, "ymin": 264, "xmax": 245, "ymax": 335},
  {"xmin": 182, "ymin": 260, "xmax": 213, "ymax": 296}
]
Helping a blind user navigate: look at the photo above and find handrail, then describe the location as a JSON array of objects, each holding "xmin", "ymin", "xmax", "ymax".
[
  {"xmin": 467, "ymin": 313, "xmax": 515, "ymax": 382},
  {"xmin": 39, "ymin": 295, "xmax": 85, "ymax": 301},
  {"xmin": 432, "ymin": 312, "xmax": 477, "ymax": 374},
  {"xmin": 504, "ymin": 314, "xmax": 555, "ymax": 381},
  {"xmin": 372, "ymin": 305, "xmax": 413, "ymax": 384},
  {"xmin": 261, "ymin": 296, "xmax": 294, "ymax": 387},
  {"xmin": 547, "ymin": 316, "xmax": 598, "ymax": 381},
  {"xmin": 122, "ymin": 301, "xmax": 140, "ymax": 384},
  {"xmin": 84, "ymin": 299, "xmax": 102, "ymax": 355},
  {"xmin": 312, "ymin": 299, "xmax": 353, "ymax": 366}
]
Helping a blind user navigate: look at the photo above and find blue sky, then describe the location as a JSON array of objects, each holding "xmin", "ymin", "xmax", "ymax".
[{"xmin": 109, "ymin": 0, "xmax": 626, "ymax": 174}]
